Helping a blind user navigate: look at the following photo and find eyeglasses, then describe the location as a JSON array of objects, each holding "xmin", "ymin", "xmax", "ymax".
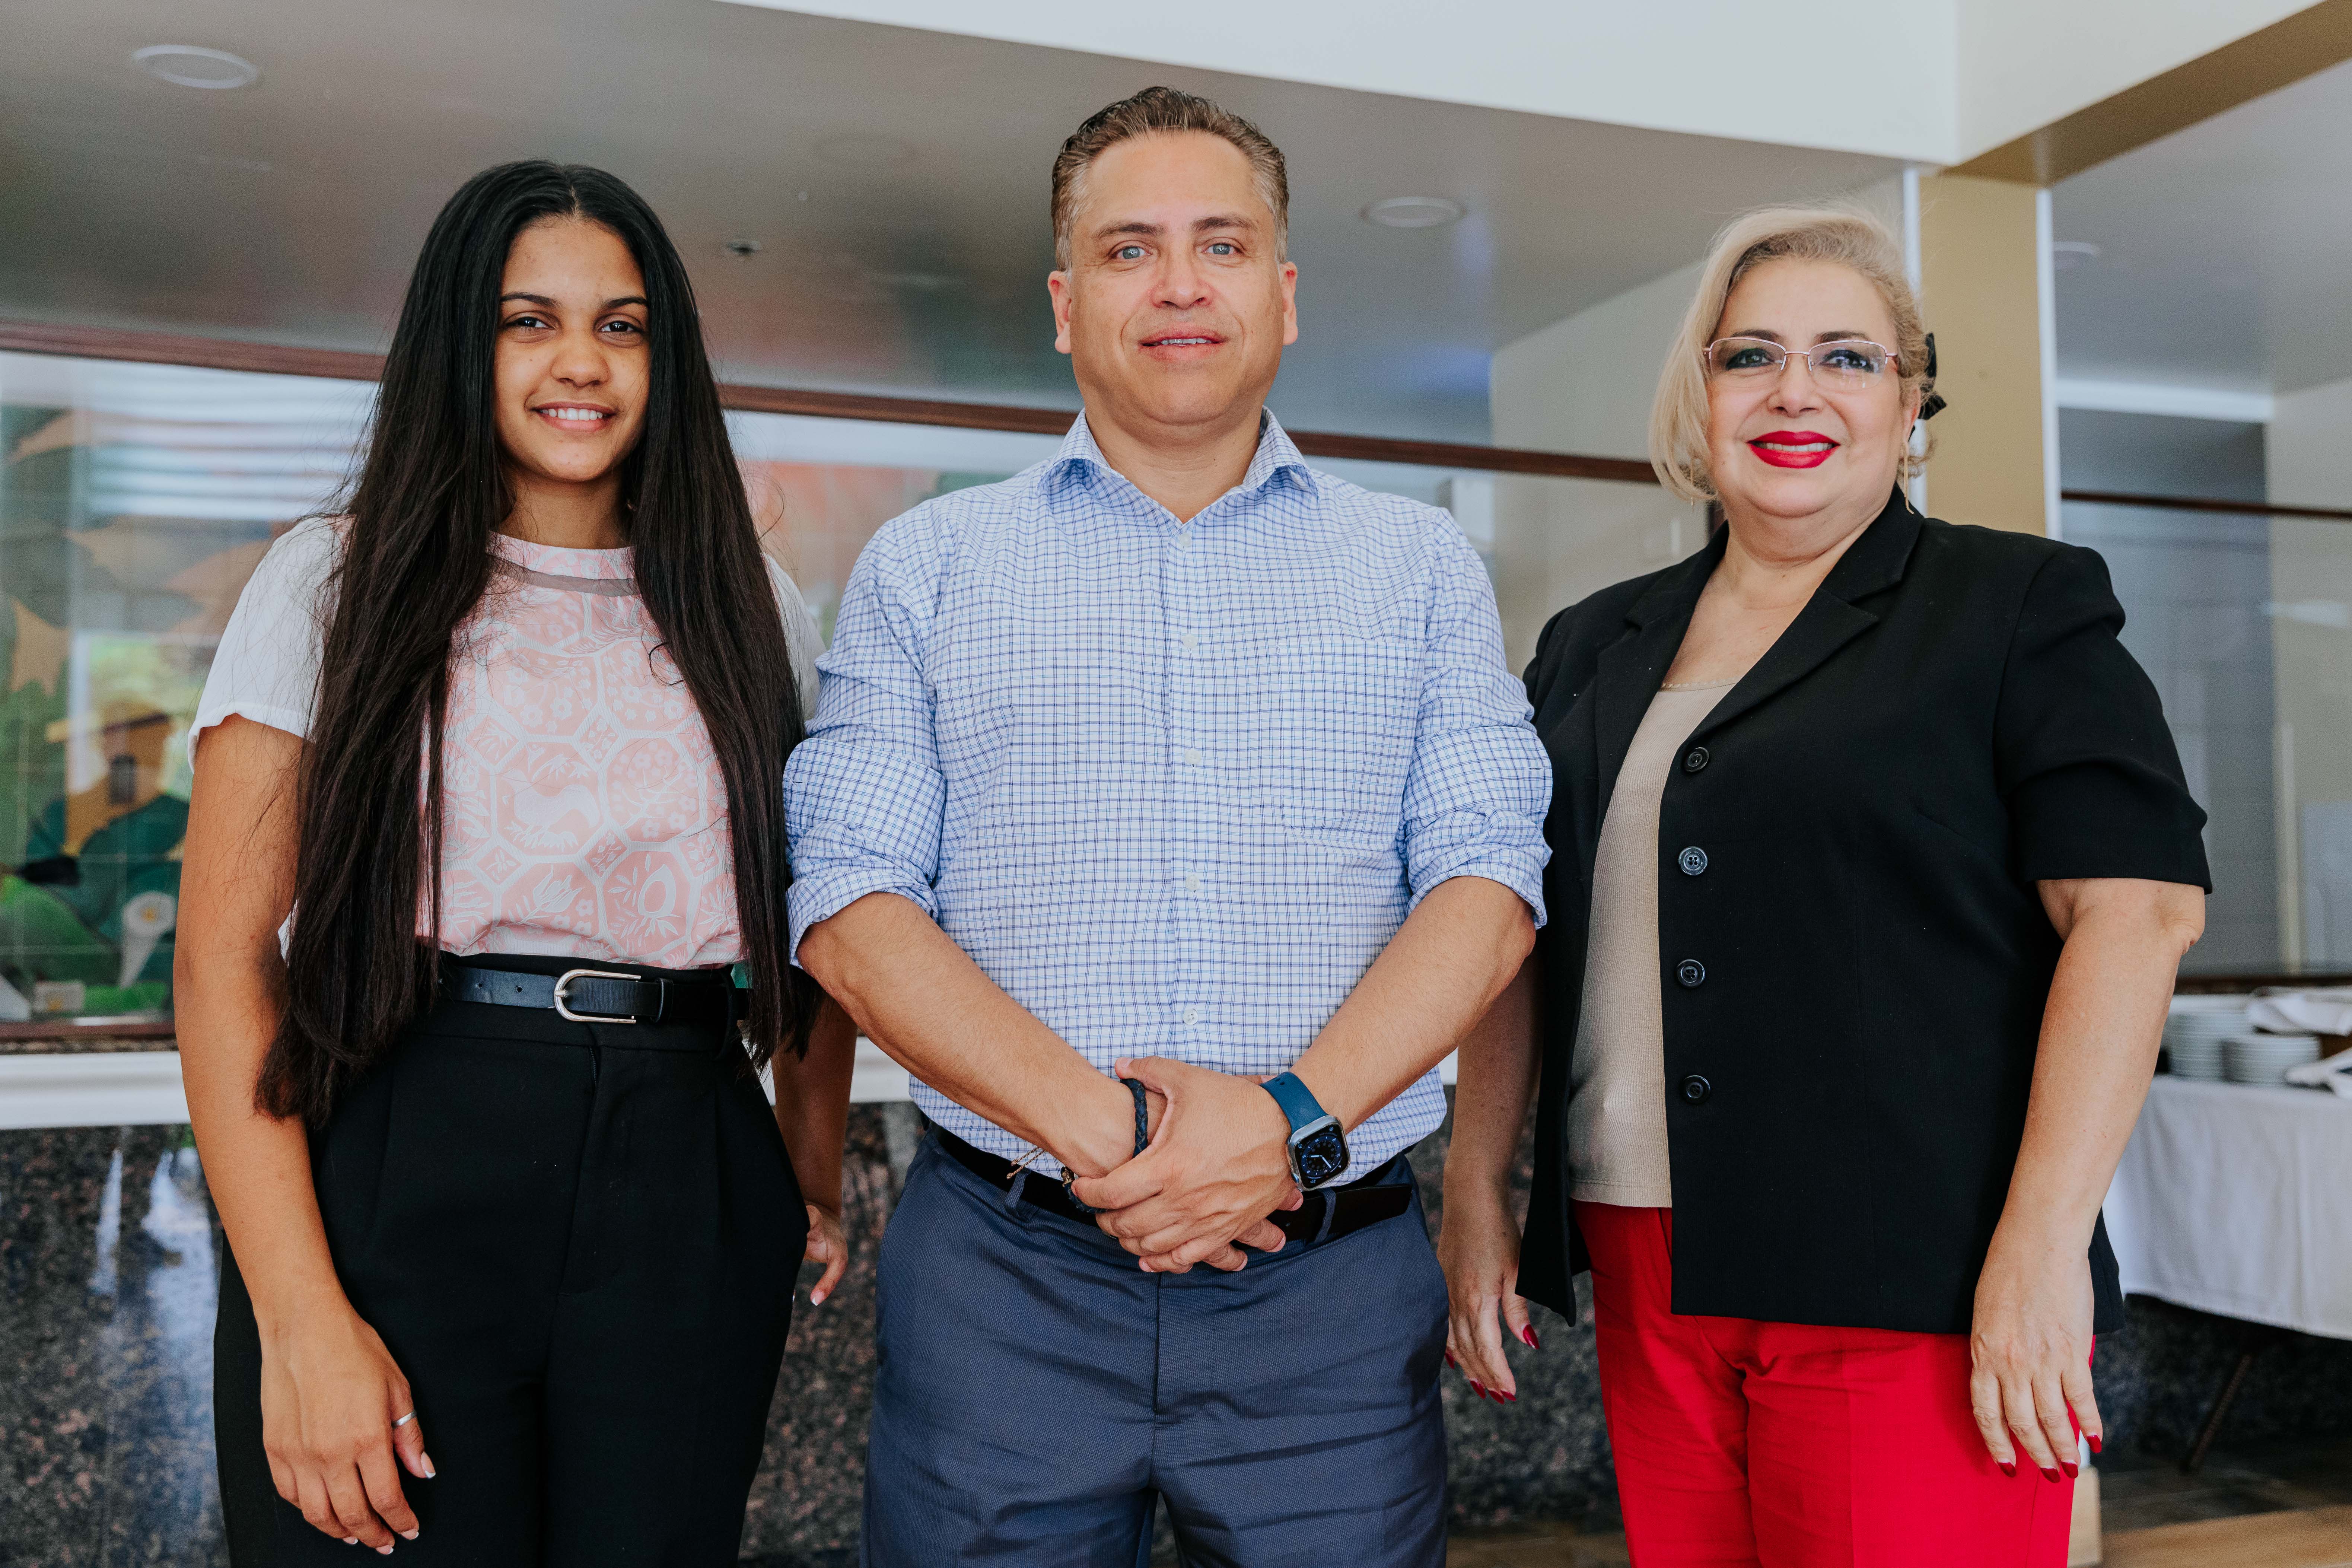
[{"xmin": 1703, "ymin": 337, "xmax": 1901, "ymax": 387}]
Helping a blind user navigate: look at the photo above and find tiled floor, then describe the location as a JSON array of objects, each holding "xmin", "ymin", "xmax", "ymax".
[
  {"xmin": 2099, "ymin": 1435, "xmax": 2352, "ymax": 1567},
  {"xmin": 2104, "ymin": 1505, "xmax": 2352, "ymax": 1567},
  {"xmin": 1443, "ymin": 1434, "xmax": 2352, "ymax": 1567}
]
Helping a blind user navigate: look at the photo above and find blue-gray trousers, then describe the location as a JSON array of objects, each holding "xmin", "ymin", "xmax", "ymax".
[{"xmin": 861, "ymin": 1133, "xmax": 1449, "ymax": 1567}]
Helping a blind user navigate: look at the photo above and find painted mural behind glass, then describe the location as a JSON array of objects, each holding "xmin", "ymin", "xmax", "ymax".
[
  {"xmin": 0, "ymin": 352, "xmax": 1515, "ymax": 1025},
  {"xmin": 0, "ymin": 354, "xmax": 1035, "ymax": 1023}
]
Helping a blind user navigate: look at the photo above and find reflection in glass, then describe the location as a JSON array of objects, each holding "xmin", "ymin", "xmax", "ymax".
[{"xmin": 0, "ymin": 350, "xmax": 1687, "ymax": 1022}]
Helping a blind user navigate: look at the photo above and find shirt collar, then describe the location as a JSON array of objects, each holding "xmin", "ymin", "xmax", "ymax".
[{"xmin": 1048, "ymin": 407, "xmax": 1319, "ymax": 505}]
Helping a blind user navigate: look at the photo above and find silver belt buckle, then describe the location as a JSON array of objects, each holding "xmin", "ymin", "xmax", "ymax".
[{"xmin": 553, "ymin": 967, "xmax": 642, "ymax": 1024}]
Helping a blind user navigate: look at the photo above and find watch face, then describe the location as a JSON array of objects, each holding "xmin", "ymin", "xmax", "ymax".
[{"xmin": 1293, "ymin": 1124, "xmax": 1350, "ymax": 1187}]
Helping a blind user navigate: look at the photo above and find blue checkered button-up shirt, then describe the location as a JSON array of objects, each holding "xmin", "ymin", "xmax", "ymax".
[{"xmin": 784, "ymin": 412, "xmax": 1550, "ymax": 1179}]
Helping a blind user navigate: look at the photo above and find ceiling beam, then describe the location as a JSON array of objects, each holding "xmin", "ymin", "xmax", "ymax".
[{"xmin": 1952, "ymin": 0, "xmax": 2352, "ymax": 185}]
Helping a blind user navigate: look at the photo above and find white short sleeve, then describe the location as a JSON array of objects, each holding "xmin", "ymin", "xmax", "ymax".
[
  {"xmin": 190, "ymin": 515, "xmax": 344, "ymax": 760},
  {"xmin": 764, "ymin": 556, "xmax": 824, "ymax": 721}
]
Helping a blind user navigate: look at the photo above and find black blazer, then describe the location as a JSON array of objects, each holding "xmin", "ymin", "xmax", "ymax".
[{"xmin": 1518, "ymin": 491, "xmax": 2209, "ymax": 1336}]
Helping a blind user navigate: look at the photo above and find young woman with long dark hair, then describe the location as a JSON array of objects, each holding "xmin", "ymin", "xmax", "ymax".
[{"xmin": 177, "ymin": 161, "xmax": 856, "ymax": 1563}]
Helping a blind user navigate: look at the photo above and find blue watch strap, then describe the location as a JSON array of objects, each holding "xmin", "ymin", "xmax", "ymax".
[{"xmin": 1261, "ymin": 1071, "xmax": 1329, "ymax": 1135}]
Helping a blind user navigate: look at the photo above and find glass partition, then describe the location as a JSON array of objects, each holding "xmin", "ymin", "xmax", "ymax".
[
  {"xmin": 0, "ymin": 349, "xmax": 1678, "ymax": 1026},
  {"xmin": 17, "ymin": 346, "xmax": 2338, "ymax": 1024},
  {"xmin": 0, "ymin": 354, "xmax": 370, "ymax": 1022}
]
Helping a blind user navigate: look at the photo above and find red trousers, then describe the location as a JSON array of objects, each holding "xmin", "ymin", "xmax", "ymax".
[{"xmin": 1575, "ymin": 1202, "xmax": 2077, "ymax": 1568}]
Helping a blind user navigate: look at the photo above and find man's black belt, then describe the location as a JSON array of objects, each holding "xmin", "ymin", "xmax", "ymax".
[
  {"xmin": 442, "ymin": 962, "xmax": 739, "ymax": 1030},
  {"xmin": 933, "ymin": 1127, "xmax": 1413, "ymax": 1246}
]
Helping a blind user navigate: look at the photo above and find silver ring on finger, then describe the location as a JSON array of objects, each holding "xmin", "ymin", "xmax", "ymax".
[{"xmin": 392, "ymin": 1411, "xmax": 416, "ymax": 1428}]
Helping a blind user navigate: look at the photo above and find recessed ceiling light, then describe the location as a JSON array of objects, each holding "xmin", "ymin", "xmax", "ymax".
[
  {"xmin": 1363, "ymin": 196, "xmax": 1465, "ymax": 230},
  {"xmin": 2051, "ymin": 239, "xmax": 2102, "ymax": 270},
  {"xmin": 131, "ymin": 44, "xmax": 261, "ymax": 90},
  {"xmin": 815, "ymin": 134, "xmax": 916, "ymax": 169},
  {"xmin": 722, "ymin": 237, "xmax": 763, "ymax": 258}
]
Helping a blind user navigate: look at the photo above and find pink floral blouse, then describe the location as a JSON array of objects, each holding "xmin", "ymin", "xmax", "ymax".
[{"xmin": 192, "ymin": 519, "xmax": 823, "ymax": 968}]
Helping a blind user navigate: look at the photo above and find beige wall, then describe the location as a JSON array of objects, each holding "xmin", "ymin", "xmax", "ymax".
[
  {"xmin": 1490, "ymin": 261, "xmax": 1700, "ymax": 460},
  {"xmin": 1914, "ymin": 172, "xmax": 2051, "ymax": 534},
  {"xmin": 2265, "ymin": 375, "xmax": 2352, "ymax": 961},
  {"xmin": 1487, "ymin": 261, "xmax": 1708, "ymax": 671},
  {"xmin": 2270, "ymin": 375, "xmax": 2352, "ymax": 508}
]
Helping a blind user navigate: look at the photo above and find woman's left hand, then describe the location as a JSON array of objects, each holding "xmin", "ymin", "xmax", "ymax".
[
  {"xmin": 1968, "ymin": 1224, "xmax": 2101, "ymax": 1479},
  {"xmin": 803, "ymin": 1202, "xmax": 848, "ymax": 1307}
]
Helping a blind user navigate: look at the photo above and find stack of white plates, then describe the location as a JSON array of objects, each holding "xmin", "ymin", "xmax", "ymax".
[
  {"xmin": 2224, "ymin": 1031, "xmax": 2321, "ymax": 1085},
  {"xmin": 2165, "ymin": 996, "xmax": 2249, "ymax": 1080}
]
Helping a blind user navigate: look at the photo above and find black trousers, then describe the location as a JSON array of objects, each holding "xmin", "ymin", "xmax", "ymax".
[{"xmin": 215, "ymin": 955, "xmax": 806, "ymax": 1566}]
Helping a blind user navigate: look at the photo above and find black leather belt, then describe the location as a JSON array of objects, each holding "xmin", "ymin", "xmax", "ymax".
[
  {"xmin": 442, "ymin": 962, "xmax": 739, "ymax": 1030},
  {"xmin": 933, "ymin": 1128, "xmax": 1413, "ymax": 1246}
]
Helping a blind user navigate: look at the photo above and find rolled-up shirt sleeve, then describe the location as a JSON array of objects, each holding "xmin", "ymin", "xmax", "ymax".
[
  {"xmin": 1399, "ymin": 524, "xmax": 1553, "ymax": 923},
  {"xmin": 783, "ymin": 520, "xmax": 951, "ymax": 964}
]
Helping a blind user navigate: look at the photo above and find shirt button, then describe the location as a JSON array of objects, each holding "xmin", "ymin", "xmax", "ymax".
[
  {"xmin": 1180, "ymin": 632, "xmax": 1198, "ymax": 650},
  {"xmin": 1675, "ymin": 959, "xmax": 1706, "ymax": 988},
  {"xmin": 1183, "ymin": 873, "xmax": 1201, "ymax": 892},
  {"xmin": 1682, "ymin": 745, "xmax": 1710, "ymax": 773},
  {"xmin": 1180, "ymin": 747, "xmax": 1200, "ymax": 766},
  {"xmin": 1680, "ymin": 1074, "xmax": 1712, "ymax": 1104},
  {"xmin": 1678, "ymin": 846, "xmax": 1708, "ymax": 876},
  {"xmin": 1183, "ymin": 1006, "xmax": 1199, "ymax": 1024}
]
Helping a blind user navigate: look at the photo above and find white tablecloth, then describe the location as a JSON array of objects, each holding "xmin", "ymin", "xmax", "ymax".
[{"xmin": 2103, "ymin": 1075, "xmax": 2352, "ymax": 1340}]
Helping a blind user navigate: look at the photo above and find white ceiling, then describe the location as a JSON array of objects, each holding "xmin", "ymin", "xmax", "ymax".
[
  {"xmin": 0, "ymin": 0, "xmax": 1899, "ymax": 443},
  {"xmin": 2052, "ymin": 53, "xmax": 2352, "ymax": 400}
]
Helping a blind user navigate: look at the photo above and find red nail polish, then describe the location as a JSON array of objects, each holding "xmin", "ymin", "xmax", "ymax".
[
  {"xmin": 1444, "ymin": 1349, "xmax": 1457, "ymax": 1370},
  {"xmin": 1470, "ymin": 1379, "xmax": 1485, "ymax": 1397},
  {"xmin": 1998, "ymin": 1462, "xmax": 2016, "ymax": 1478},
  {"xmin": 1500, "ymin": 1391, "xmax": 1516, "ymax": 1403},
  {"xmin": 2041, "ymin": 1467, "xmax": 2062, "ymax": 1483},
  {"xmin": 2061, "ymin": 1461, "xmax": 2078, "ymax": 1479},
  {"xmin": 1522, "ymin": 1327, "xmax": 1542, "ymax": 1350},
  {"xmin": 2088, "ymin": 1435, "xmax": 2102, "ymax": 1456}
]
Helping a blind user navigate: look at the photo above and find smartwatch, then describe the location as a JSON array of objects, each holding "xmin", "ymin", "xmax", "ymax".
[{"xmin": 1261, "ymin": 1071, "xmax": 1349, "ymax": 1188}]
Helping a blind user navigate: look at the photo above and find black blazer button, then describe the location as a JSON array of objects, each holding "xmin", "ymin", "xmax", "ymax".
[
  {"xmin": 1678, "ymin": 846, "xmax": 1708, "ymax": 876},
  {"xmin": 1680, "ymin": 1074, "xmax": 1712, "ymax": 1104},
  {"xmin": 1675, "ymin": 959, "xmax": 1706, "ymax": 988},
  {"xmin": 1682, "ymin": 745, "xmax": 1710, "ymax": 773}
]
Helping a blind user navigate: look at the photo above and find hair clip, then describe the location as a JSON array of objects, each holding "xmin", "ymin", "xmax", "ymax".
[{"xmin": 1918, "ymin": 332, "xmax": 1947, "ymax": 421}]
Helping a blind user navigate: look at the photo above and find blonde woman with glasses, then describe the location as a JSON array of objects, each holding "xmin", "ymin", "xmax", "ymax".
[{"xmin": 1437, "ymin": 206, "xmax": 2210, "ymax": 1566}]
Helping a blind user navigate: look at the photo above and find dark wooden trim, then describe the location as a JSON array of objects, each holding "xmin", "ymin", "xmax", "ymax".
[
  {"xmin": 2062, "ymin": 489, "xmax": 2352, "ymax": 524},
  {"xmin": 2175, "ymin": 970, "xmax": 2352, "ymax": 993},
  {"xmin": 717, "ymin": 381, "xmax": 1074, "ymax": 435},
  {"xmin": 0, "ymin": 319, "xmax": 385, "ymax": 382},
  {"xmin": 1284, "ymin": 432, "xmax": 1657, "ymax": 484},
  {"xmin": 0, "ymin": 1018, "xmax": 177, "ymax": 1043},
  {"xmin": 0, "ymin": 316, "xmax": 1661, "ymax": 483},
  {"xmin": 28, "ymin": 321, "xmax": 2352, "ymax": 507}
]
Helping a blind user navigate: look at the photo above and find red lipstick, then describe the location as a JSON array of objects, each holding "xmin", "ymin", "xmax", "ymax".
[{"xmin": 1747, "ymin": 430, "xmax": 1838, "ymax": 469}]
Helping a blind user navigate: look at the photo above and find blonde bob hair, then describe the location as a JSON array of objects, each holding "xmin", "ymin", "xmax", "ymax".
[{"xmin": 1649, "ymin": 204, "xmax": 1934, "ymax": 504}]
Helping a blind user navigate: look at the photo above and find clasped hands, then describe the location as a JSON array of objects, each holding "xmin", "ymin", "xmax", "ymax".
[{"xmin": 1062, "ymin": 1057, "xmax": 1309, "ymax": 1273}]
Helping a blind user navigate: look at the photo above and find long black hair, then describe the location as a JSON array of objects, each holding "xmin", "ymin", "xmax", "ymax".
[{"xmin": 261, "ymin": 160, "xmax": 814, "ymax": 1123}]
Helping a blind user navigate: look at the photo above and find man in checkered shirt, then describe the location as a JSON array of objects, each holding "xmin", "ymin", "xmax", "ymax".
[{"xmin": 788, "ymin": 86, "xmax": 1550, "ymax": 1567}]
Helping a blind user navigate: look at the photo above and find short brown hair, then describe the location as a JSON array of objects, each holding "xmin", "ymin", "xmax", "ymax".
[
  {"xmin": 1649, "ymin": 204, "xmax": 1935, "ymax": 502},
  {"xmin": 1050, "ymin": 86, "xmax": 1289, "ymax": 269}
]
